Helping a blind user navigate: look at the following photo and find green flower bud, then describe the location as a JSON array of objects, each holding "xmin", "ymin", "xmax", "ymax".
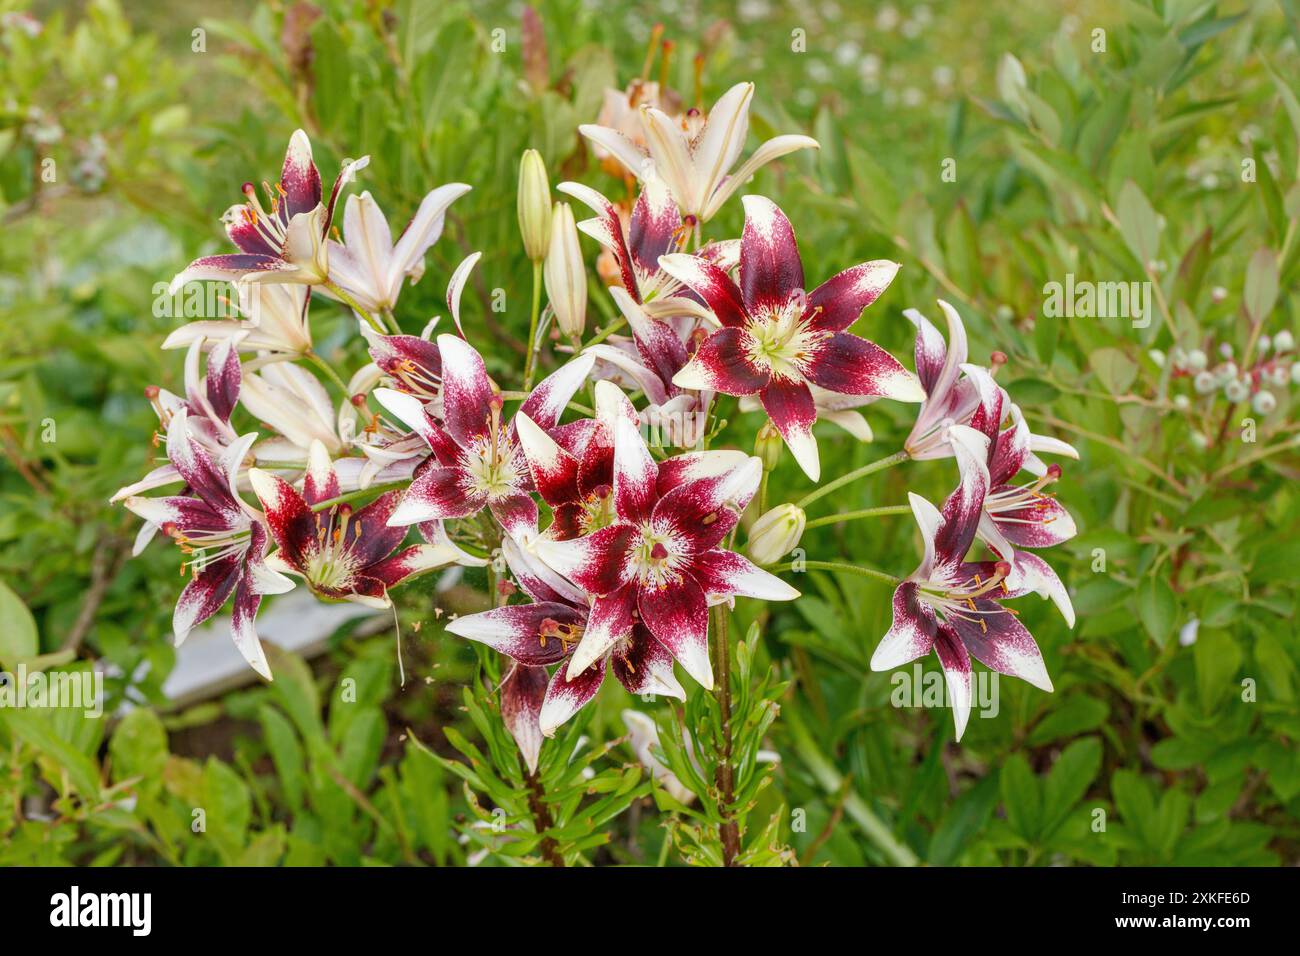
[
  {"xmin": 746, "ymin": 504, "xmax": 806, "ymax": 565},
  {"xmin": 517, "ymin": 149, "xmax": 552, "ymax": 262}
]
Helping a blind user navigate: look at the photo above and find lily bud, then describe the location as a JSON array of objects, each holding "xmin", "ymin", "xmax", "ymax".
[
  {"xmin": 517, "ymin": 149, "xmax": 552, "ymax": 262},
  {"xmin": 544, "ymin": 202, "xmax": 587, "ymax": 339},
  {"xmin": 754, "ymin": 420, "xmax": 783, "ymax": 471},
  {"xmin": 746, "ymin": 504, "xmax": 806, "ymax": 565}
]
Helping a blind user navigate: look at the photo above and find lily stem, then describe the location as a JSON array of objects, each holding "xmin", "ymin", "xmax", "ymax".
[
  {"xmin": 580, "ymin": 315, "xmax": 626, "ymax": 350},
  {"xmin": 765, "ymin": 559, "xmax": 900, "ymax": 586},
  {"xmin": 804, "ymin": 504, "xmax": 912, "ymax": 530},
  {"xmin": 712, "ymin": 603, "xmax": 741, "ymax": 866},
  {"xmin": 305, "ymin": 349, "xmax": 352, "ymax": 399},
  {"xmin": 523, "ymin": 259, "xmax": 543, "ymax": 389},
  {"xmin": 795, "ymin": 450, "xmax": 909, "ymax": 509},
  {"xmin": 322, "ymin": 278, "xmax": 386, "ymax": 335},
  {"xmin": 309, "ymin": 479, "xmax": 411, "ymax": 513},
  {"xmin": 524, "ymin": 770, "xmax": 565, "ymax": 867}
]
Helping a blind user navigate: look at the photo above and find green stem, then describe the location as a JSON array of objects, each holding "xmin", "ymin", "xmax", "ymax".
[
  {"xmin": 305, "ymin": 350, "xmax": 352, "ymax": 398},
  {"xmin": 804, "ymin": 504, "xmax": 912, "ymax": 530},
  {"xmin": 322, "ymin": 278, "xmax": 385, "ymax": 334},
  {"xmin": 380, "ymin": 306, "xmax": 402, "ymax": 334},
  {"xmin": 523, "ymin": 259, "xmax": 543, "ymax": 389},
  {"xmin": 711, "ymin": 603, "xmax": 740, "ymax": 866},
  {"xmin": 580, "ymin": 315, "xmax": 626, "ymax": 349},
  {"xmin": 765, "ymin": 559, "xmax": 899, "ymax": 586},
  {"xmin": 310, "ymin": 479, "xmax": 411, "ymax": 513},
  {"xmin": 795, "ymin": 450, "xmax": 909, "ymax": 509}
]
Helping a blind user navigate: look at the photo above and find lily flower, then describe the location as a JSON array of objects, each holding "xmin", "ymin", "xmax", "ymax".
[
  {"xmin": 355, "ymin": 251, "xmax": 481, "ymax": 412},
  {"xmin": 533, "ymin": 416, "xmax": 798, "ymax": 691},
  {"xmin": 111, "ymin": 337, "xmax": 242, "ymax": 508},
  {"xmin": 659, "ymin": 196, "xmax": 923, "ymax": 480},
  {"xmin": 321, "ymin": 183, "xmax": 471, "ymax": 314},
  {"xmin": 579, "ymin": 82, "xmax": 818, "ymax": 222},
  {"xmin": 372, "ymin": 335, "xmax": 595, "ymax": 540},
  {"xmin": 123, "ymin": 410, "xmax": 293, "ymax": 679},
  {"xmin": 161, "ymin": 282, "xmax": 312, "ymax": 358},
  {"xmin": 169, "ymin": 130, "xmax": 368, "ymax": 291},
  {"xmin": 249, "ymin": 441, "xmax": 485, "ymax": 608},
  {"xmin": 869, "ymin": 425, "xmax": 1054, "ymax": 741},
  {"xmin": 240, "ymin": 362, "xmax": 345, "ymax": 462},
  {"xmin": 904, "ymin": 300, "xmax": 1079, "ymax": 475},
  {"xmin": 962, "ymin": 369, "xmax": 1077, "ymax": 627},
  {"xmin": 739, "ymin": 385, "xmax": 877, "ymax": 442},
  {"xmin": 590, "ymin": 79, "xmax": 683, "ymax": 177},
  {"xmin": 556, "ymin": 178, "xmax": 738, "ymax": 322},
  {"xmin": 516, "ymin": 379, "xmax": 750, "ymax": 542},
  {"xmin": 445, "ymin": 575, "xmax": 686, "ymax": 740}
]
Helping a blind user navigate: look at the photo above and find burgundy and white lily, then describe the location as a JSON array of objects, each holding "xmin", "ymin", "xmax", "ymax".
[
  {"xmin": 869, "ymin": 425, "xmax": 1054, "ymax": 740},
  {"xmin": 962, "ymin": 369, "xmax": 1077, "ymax": 627},
  {"xmin": 579, "ymin": 82, "xmax": 818, "ymax": 223},
  {"xmin": 904, "ymin": 300, "xmax": 1079, "ymax": 475},
  {"xmin": 557, "ymin": 178, "xmax": 738, "ymax": 323},
  {"xmin": 533, "ymin": 416, "xmax": 799, "ymax": 691},
  {"xmin": 123, "ymin": 410, "xmax": 293, "ymax": 679},
  {"xmin": 111, "ymin": 337, "xmax": 243, "ymax": 509},
  {"xmin": 249, "ymin": 441, "xmax": 485, "ymax": 608},
  {"xmin": 169, "ymin": 130, "xmax": 368, "ymax": 291},
  {"xmin": 659, "ymin": 196, "xmax": 924, "ymax": 480},
  {"xmin": 445, "ymin": 561, "xmax": 686, "ymax": 751},
  {"xmin": 373, "ymin": 335, "xmax": 594, "ymax": 540},
  {"xmin": 355, "ymin": 252, "xmax": 481, "ymax": 407}
]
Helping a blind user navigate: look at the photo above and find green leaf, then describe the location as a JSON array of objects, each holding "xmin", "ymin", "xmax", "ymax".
[
  {"xmin": 1041, "ymin": 738, "xmax": 1102, "ymax": 838},
  {"xmin": 1116, "ymin": 179, "xmax": 1159, "ymax": 267},
  {"xmin": 928, "ymin": 774, "xmax": 999, "ymax": 864},
  {"xmin": 1194, "ymin": 632, "xmax": 1242, "ymax": 710},
  {"xmin": 0, "ymin": 579, "xmax": 39, "ymax": 666},
  {"xmin": 1091, "ymin": 347, "xmax": 1138, "ymax": 395},
  {"xmin": 109, "ymin": 708, "xmax": 168, "ymax": 789},
  {"xmin": 1243, "ymin": 248, "xmax": 1278, "ymax": 324},
  {"xmin": 1135, "ymin": 575, "xmax": 1176, "ymax": 645},
  {"xmin": 1027, "ymin": 696, "xmax": 1109, "ymax": 745},
  {"xmin": 999, "ymin": 754, "xmax": 1042, "ymax": 843}
]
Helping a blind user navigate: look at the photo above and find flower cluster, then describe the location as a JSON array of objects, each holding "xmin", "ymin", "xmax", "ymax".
[
  {"xmin": 1161, "ymin": 334, "xmax": 1297, "ymax": 416},
  {"xmin": 117, "ymin": 80, "xmax": 1079, "ymax": 767}
]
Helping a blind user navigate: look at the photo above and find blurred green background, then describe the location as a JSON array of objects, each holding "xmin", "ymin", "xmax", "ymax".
[{"xmin": 0, "ymin": 0, "xmax": 1296, "ymax": 865}]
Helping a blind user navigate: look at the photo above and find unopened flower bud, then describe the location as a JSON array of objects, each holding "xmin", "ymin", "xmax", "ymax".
[
  {"xmin": 1252, "ymin": 390, "xmax": 1276, "ymax": 414},
  {"xmin": 1173, "ymin": 394, "xmax": 1191, "ymax": 411},
  {"xmin": 1186, "ymin": 348, "xmax": 1207, "ymax": 371},
  {"xmin": 1274, "ymin": 330, "xmax": 1294, "ymax": 353},
  {"xmin": 517, "ymin": 149, "xmax": 552, "ymax": 262},
  {"xmin": 1149, "ymin": 349, "xmax": 1166, "ymax": 368},
  {"xmin": 543, "ymin": 202, "xmax": 587, "ymax": 339},
  {"xmin": 1224, "ymin": 379, "xmax": 1248, "ymax": 403},
  {"xmin": 1269, "ymin": 366, "xmax": 1289, "ymax": 387},
  {"xmin": 1190, "ymin": 431, "xmax": 1209, "ymax": 449},
  {"xmin": 1211, "ymin": 286, "xmax": 1228, "ymax": 303},
  {"xmin": 755, "ymin": 421, "xmax": 783, "ymax": 471},
  {"xmin": 746, "ymin": 504, "xmax": 806, "ymax": 565},
  {"xmin": 1194, "ymin": 371, "xmax": 1216, "ymax": 394},
  {"xmin": 1219, "ymin": 342, "xmax": 1234, "ymax": 359},
  {"xmin": 1259, "ymin": 335, "xmax": 1272, "ymax": 354}
]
